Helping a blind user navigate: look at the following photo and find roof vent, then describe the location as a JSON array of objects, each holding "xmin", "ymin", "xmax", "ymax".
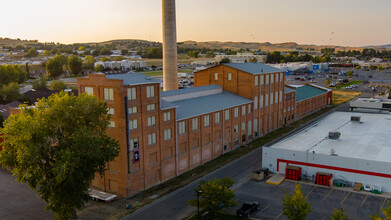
[
  {"xmin": 351, "ymin": 116, "xmax": 361, "ymax": 123},
  {"xmin": 329, "ymin": 131, "xmax": 341, "ymax": 140},
  {"xmin": 330, "ymin": 149, "xmax": 338, "ymax": 156}
]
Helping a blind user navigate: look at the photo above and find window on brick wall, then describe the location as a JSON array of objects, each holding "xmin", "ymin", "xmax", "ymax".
[
  {"xmin": 234, "ymin": 107, "xmax": 239, "ymax": 118},
  {"xmin": 261, "ymin": 75, "xmax": 264, "ymax": 85},
  {"xmin": 192, "ymin": 118, "xmax": 198, "ymax": 130},
  {"xmin": 148, "ymin": 133, "xmax": 156, "ymax": 145},
  {"xmin": 108, "ymin": 121, "xmax": 115, "ymax": 128},
  {"xmin": 104, "ymin": 88, "xmax": 114, "ymax": 101},
  {"xmin": 147, "ymin": 104, "xmax": 155, "ymax": 111},
  {"xmin": 270, "ymin": 93, "xmax": 274, "ymax": 105},
  {"xmin": 242, "ymin": 122, "xmax": 245, "ymax": 131},
  {"xmin": 234, "ymin": 124, "xmax": 239, "ymax": 133},
  {"xmin": 128, "ymin": 106, "xmax": 137, "ymax": 114},
  {"xmin": 260, "ymin": 95, "xmax": 264, "ymax": 108},
  {"xmin": 164, "ymin": 129, "xmax": 171, "ymax": 141},
  {"xmin": 254, "ymin": 96, "xmax": 258, "ymax": 109},
  {"xmin": 146, "ymin": 85, "xmax": 155, "ymax": 98},
  {"xmin": 107, "ymin": 108, "xmax": 114, "ymax": 115},
  {"xmin": 215, "ymin": 112, "xmax": 220, "ymax": 123},
  {"xmin": 164, "ymin": 112, "xmax": 171, "ymax": 121},
  {"xmin": 204, "ymin": 115, "xmax": 210, "ymax": 127},
  {"xmin": 255, "ymin": 76, "xmax": 258, "ymax": 86},
  {"xmin": 266, "ymin": 75, "xmax": 269, "ymax": 84},
  {"xmin": 129, "ymin": 119, "xmax": 137, "ymax": 130},
  {"xmin": 225, "ymin": 110, "xmax": 230, "ymax": 120},
  {"xmin": 242, "ymin": 105, "xmax": 246, "ymax": 115},
  {"xmin": 271, "ymin": 74, "xmax": 274, "ymax": 83},
  {"xmin": 85, "ymin": 87, "xmax": 93, "ymax": 95},
  {"xmin": 248, "ymin": 120, "xmax": 252, "ymax": 135},
  {"xmin": 248, "ymin": 104, "xmax": 252, "ymax": 113},
  {"xmin": 147, "ymin": 116, "xmax": 156, "ymax": 126},
  {"xmin": 129, "ymin": 138, "xmax": 139, "ymax": 151},
  {"xmin": 228, "ymin": 73, "xmax": 232, "ymax": 81},
  {"xmin": 214, "ymin": 73, "xmax": 218, "ymax": 80},
  {"xmin": 127, "ymin": 87, "xmax": 136, "ymax": 100},
  {"xmin": 265, "ymin": 94, "xmax": 269, "ymax": 107},
  {"xmin": 179, "ymin": 121, "xmax": 186, "ymax": 135}
]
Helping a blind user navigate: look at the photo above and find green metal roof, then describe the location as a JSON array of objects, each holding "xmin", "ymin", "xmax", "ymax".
[{"xmin": 295, "ymin": 85, "xmax": 327, "ymax": 102}]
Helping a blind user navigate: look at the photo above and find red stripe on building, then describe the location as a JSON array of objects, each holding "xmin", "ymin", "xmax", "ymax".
[{"xmin": 276, "ymin": 158, "xmax": 391, "ymax": 179}]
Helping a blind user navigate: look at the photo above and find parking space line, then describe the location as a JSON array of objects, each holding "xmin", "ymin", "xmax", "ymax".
[
  {"xmin": 275, "ymin": 212, "xmax": 282, "ymax": 220},
  {"xmin": 321, "ymin": 216, "xmax": 325, "ymax": 220},
  {"xmin": 323, "ymin": 188, "xmax": 334, "ymax": 201},
  {"xmin": 259, "ymin": 205, "xmax": 269, "ymax": 214},
  {"xmin": 360, "ymin": 195, "xmax": 368, "ymax": 208},
  {"xmin": 341, "ymin": 192, "xmax": 350, "ymax": 205},
  {"xmin": 306, "ymin": 186, "xmax": 317, "ymax": 197}
]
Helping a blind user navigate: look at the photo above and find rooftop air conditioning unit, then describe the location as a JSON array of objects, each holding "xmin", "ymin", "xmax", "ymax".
[
  {"xmin": 351, "ymin": 116, "xmax": 361, "ymax": 123},
  {"xmin": 329, "ymin": 131, "xmax": 341, "ymax": 140}
]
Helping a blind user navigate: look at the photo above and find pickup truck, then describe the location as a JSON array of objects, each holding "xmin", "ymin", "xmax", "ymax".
[{"xmin": 236, "ymin": 202, "xmax": 261, "ymax": 218}]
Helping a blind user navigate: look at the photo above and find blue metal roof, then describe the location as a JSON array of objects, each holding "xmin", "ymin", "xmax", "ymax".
[
  {"xmin": 295, "ymin": 85, "xmax": 327, "ymax": 102},
  {"xmin": 223, "ymin": 63, "xmax": 282, "ymax": 75},
  {"xmin": 106, "ymin": 72, "xmax": 160, "ymax": 86},
  {"xmin": 160, "ymin": 99, "xmax": 177, "ymax": 110},
  {"xmin": 284, "ymin": 86, "xmax": 296, "ymax": 93},
  {"xmin": 161, "ymin": 84, "xmax": 221, "ymax": 97},
  {"xmin": 171, "ymin": 91, "xmax": 253, "ymax": 120}
]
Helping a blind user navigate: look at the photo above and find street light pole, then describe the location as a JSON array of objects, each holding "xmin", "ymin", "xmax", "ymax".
[{"xmin": 197, "ymin": 190, "xmax": 203, "ymax": 219}]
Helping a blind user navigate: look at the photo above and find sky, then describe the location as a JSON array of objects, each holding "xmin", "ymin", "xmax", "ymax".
[{"xmin": 1, "ymin": 0, "xmax": 390, "ymax": 47}]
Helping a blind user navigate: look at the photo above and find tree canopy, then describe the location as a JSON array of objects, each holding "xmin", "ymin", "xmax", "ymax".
[
  {"xmin": 49, "ymin": 80, "xmax": 67, "ymax": 90},
  {"xmin": 32, "ymin": 76, "xmax": 48, "ymax": 90},
  {"xmin": 188, "ymin": 177, "xmax": 238, "ymax": 215},
  {"xmin": 68, "ymin": 54, "xmax": 83, "ymax": 75},
  {"xmin": 370, "ymin": 202, "xmax": 391, "ymax": 220},
  {"xmin": 219, "ymin": 58, "xmax": 231, "ymax": 64},
  {"xmin": 46, "ymin": 55, "xmax": 68, "ymax": 79},
  {"xmin": 0, "ymin": 92, "xmax": 119, "ymax": 219},
  {"xmin": 84, "ymin": 55, "xmax": 96, "ymax": 70},
  {"xmin": 0, "ymin": 65, "xmax": 28, "ymax": 87},
  {"xmin": 331, "ymin": 207, "xmax": 348, "ymax": 220},
  {"xmin": 0, "ymin": 82, "xmax": 23, "ymax": 105},
  {"xmin": 282, "ymin": 184, "xmax": 312, "ymax": 220}
]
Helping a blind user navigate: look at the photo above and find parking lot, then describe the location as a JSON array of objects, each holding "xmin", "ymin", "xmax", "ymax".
[{"xmin": 233, "ymin": 178, "xmax": 390, "ymax": 220}]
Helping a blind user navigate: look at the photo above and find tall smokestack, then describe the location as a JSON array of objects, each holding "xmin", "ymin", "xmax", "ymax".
[{"xmin": 162, "ymin": 0, "xmax": 178, "ymax": 91}]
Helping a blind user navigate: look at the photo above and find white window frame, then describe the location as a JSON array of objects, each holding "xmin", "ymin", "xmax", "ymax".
[
  {"xmin": 129, "ymin": 138, "xmax": 139, "ymax": 151},
  {"xmin": 214, "ymin": 73, "xmax": 218, "ymax": 80},
  {"xmin": 108, "ymin": 121, "xmax": 115, "ymax": 128},
  {"xmin": 254, "ymin": 96, "xmax": 258, "ymax": 109},
  {"xmin": 147, "ymin": 104, "xmax": 155, "ymax": 111},
  {"xmin": 148, "ymin": 133, "xmax": 156, "ymax": 145},
  {"xmin": 270, "ymin": 93, "xmax": 274, "ymax": 105},
  {"xmin": 129, "ymin": 119, "xmax": 138, "ymax": 130},
  {"xmin": 234, "ymin": 107, "xmax": 239, "ymax": 118},
  {"xmin": 107, "ymin": 108, "xmax": 114, "ymax": 115},
  {"xmin": 146, "ymin": 85, "xmax": 155, "ymax": 98},
  {"xmin": 204, "ymin": 115, "xmax": 210, "ymax": 127},
  {"xmin": 260, "ymin": 95, "xmax": 264, "ymax": 108},
  {"xmin": 224, "ymin": 109, "xmax": 230, "ymax": 120},
  {"xmin": 164, "ymin": 112, "xmax": 171, "ymax": 122},
  {"xmin": 241, "ymin": 122, "xmax": 246, "ymax": 131},
  {"xmin": 104, "ymin": 88, "xmax": 114, "ymax": 101},
  {"xmin": 85, "ymin": 87, "xmax": 93, "ymax": 95},
  {"xmin": 148, "ymin": 116, "xmax": 156, "ymax": 126},
  {"xmin": 215, "ymin": 112, "xmax": 220, "ymax": 123},
  {"xmin": 228, "ymin": 73, "xmax": 232, "ymax": 81},
  {"xmin": 128, "ymin": 106, "xmax": 137, "ymax": 114},
  {"xmin": 127, "ymin": 87, "xmax": 136, "ymax": 100},
  {"xmin": 234, "ymin": 124, "xmax": 239, "ymax": 133},
  {"xmin": 192, "ymin": 118, "xmax": 199, "ymax": 130},
  {"xmin": 242, "ymin": 105, "xmax": 246, "ymax": 116},
  {"xmin": 179, "ymin": 121, "xmax": 186, "ymax": 135},
  {"xmin": 265, "ymin": 94, "xmax": 269, "ymax": 107},
  {"xmin": 164, "ymin": 129, "xmax": 171, "ymax": 141},
  {"xmin": 255, "ymin": 76, "xmax": 258, "ymax": 86}
]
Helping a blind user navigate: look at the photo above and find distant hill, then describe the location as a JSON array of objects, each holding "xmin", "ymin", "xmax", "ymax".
[{"xmin": 1, "ymin": 37, "xmax": 386, "ymax": 52}]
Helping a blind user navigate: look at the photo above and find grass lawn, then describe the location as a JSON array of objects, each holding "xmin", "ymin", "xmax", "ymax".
[
  {"xmin": 332, "ymin": 90, "xmax": 362, "ymax": 104},
  {"xmin": 77, "ymin": 105, "xmax": 336, "ymax": 220},
  {"xmin": 335, "ymin": 80, "xmax": 363, "ymax": 89}
]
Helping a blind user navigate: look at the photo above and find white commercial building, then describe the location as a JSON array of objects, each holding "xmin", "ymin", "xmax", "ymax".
[
  {"xmin": 215, "ymin": 53, "xmax": 267, "ymax": 63},
  {"xmin": 262, "ymin": 111, "xmax": 391, "ymax": 192},
  {"xmin": 94, "ymin": 60, "xmax": 146, "ymax": 70}
]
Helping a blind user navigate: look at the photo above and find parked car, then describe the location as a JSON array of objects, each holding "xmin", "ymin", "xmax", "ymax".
[{"xmin": 236, "ymin": 202, "xmax": 261, "ymax": 218}]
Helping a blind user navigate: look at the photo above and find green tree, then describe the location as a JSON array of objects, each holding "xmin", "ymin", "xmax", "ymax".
[
  {"xmin": 84, "ymin": 55, "xmax": 96, "ymax": 70},
  {"xmin": 370, "ymin": 202, "xmax": 391, "ymax": 220},
  {"xmin": 113, "ymin": 56, "xmax": 126, "ymax": 61},
  {"xmin": 121, "ymin": 49, "xmax": 128, "ymax": 55},
  {"xmin": 46, "ymin": 55, "xmax": 68, "ymax": 79},
  {"xmin": 0, "ymin": 82, "xmax": 22, "ymax": 104},
  {"xmin": 100, "ymin": 57, "xmax": 111, "ymax": 62},
  {"xmin": 378, "ymin": 66, "xmax": 383, "ymax": 72},
  {"xmin": 347, "ymin": 71, "xmax": 353, "ymax": 78},
  {"xmin": 188, "ymin": 51, "xmax": 199, "ymax": 58},
  {"xmin": 49, "ymin": 80, "xmax": 67, "ymax": 90},
  {"xmin": 187, "ymin": 177, "xmax": 238, "ymax": 215},
  {"xmin": 24, "ymin": 48, "xmax": 39, "ymax": 58},
  {"xmin": 94, "ymin": 64, "xmax": 104, "ymax": 72},
  {"xmin": 68, "ymin": 55, "xmax": 83, "ymax": 75},
  {"xmin": 219, "ymin": 58, "xmax": 231, "ymax": 64},
  {"xmin": 100, "ymin": 47, "xmax": 112, "ymax": 55},
  {"xmin": 32, "ymin": 76, "xmax": 48, "ymax": 90},
  {"xmin": 325, "ymin": 79, "xmax": 331, "ymax": 84},
  {"xmin": 331, "ymin": 207, "xmax": 348, "ymax": 220},
  {"xmin": 25, "ymin": 63, "xmax": 30, "ymax": 77},
  {"xmin": 356, "ymin": 65, "xmax": 361, "ymax": 70},
  {"xmin": 0, "ymin": 92, "xmax": 119, "ymax": 219},
  {"xmin": 78, "ymin": 46, "xmax": 85, "ymax": 51},
  {"xmin": 282, "ymin": 184, "xmax": 312, "ymax": 220},
  {"xmin": 370, "ymin": 65, "xmax": 378, "ymax": 71},
  {"xmin": 43, "ymin": 50, "xmax": 50, "ymax": 57}
]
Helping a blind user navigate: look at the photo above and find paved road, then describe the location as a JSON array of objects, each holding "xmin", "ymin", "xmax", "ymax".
[{"xmin": 0, "ymin": 167, "xmax": 54, "ymax": 220}]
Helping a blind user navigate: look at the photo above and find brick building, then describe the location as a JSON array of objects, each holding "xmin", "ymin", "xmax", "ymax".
[{"xmin": 77, "ymin": 63, "xmax": 331, "ymax": 197}]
